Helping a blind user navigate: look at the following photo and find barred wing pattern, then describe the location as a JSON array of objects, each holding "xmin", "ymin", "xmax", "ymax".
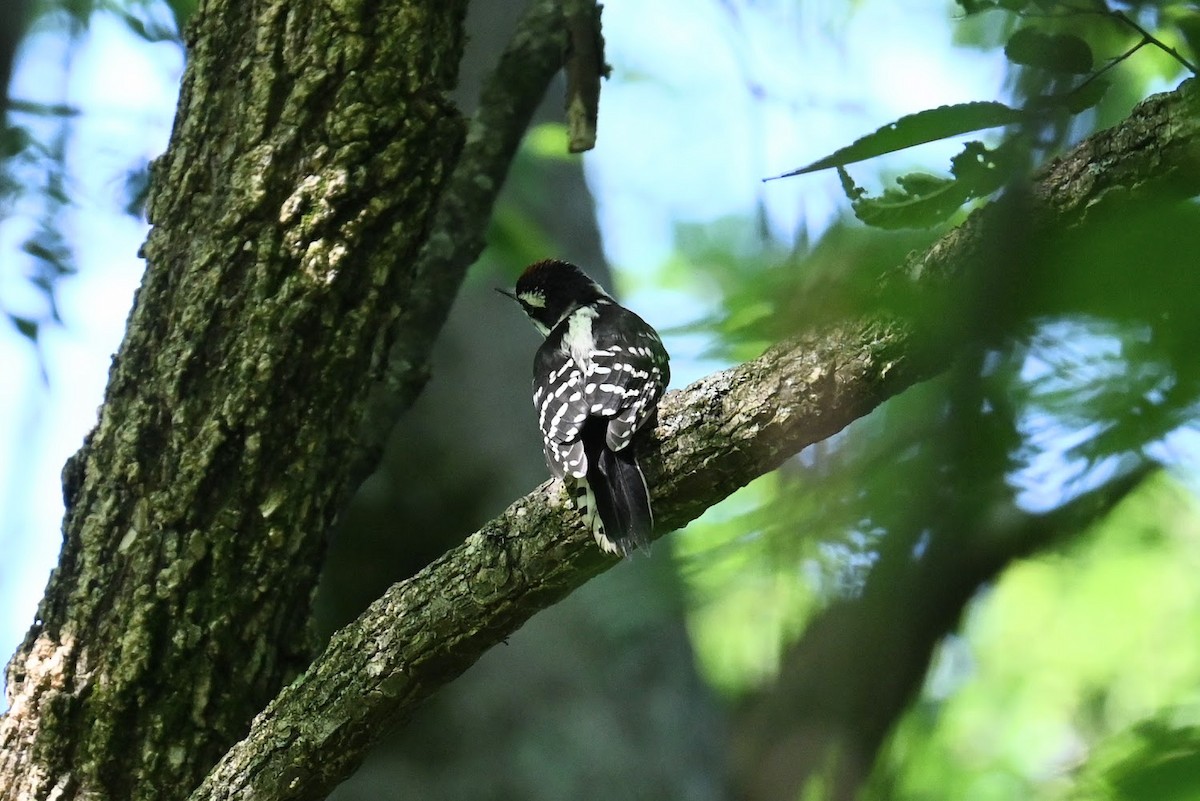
[{"xmin": 531, "ymin": 308, "xmax": 669, "ymax": 480}]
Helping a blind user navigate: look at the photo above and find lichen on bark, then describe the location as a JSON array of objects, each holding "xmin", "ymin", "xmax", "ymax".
[{"xmin": 0, "ymin": 1, "xmax": 468, "ymax": 799}]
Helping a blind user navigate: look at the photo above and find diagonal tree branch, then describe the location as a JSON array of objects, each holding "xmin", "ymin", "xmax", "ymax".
[
  {"xmin": 189, "ymin": 78, "xmax": 1200, "ymax": 801},
  {"xmin": 191, "ymin": 316, "xmax": 927, "ymax": 801}
]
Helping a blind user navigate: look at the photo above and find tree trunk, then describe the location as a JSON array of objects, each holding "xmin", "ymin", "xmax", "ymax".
[{"xmin": 0, "ymin": 2, "xmax": 466, "ymax": 798}]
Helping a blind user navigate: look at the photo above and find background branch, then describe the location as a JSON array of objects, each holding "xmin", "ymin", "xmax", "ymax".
[
  {"xmin": 353, "ymin": 0, "xmax": 572, "ymax": 488},
  {"xmin": 737, "ymin": 464, "xmax": 1154, "ymax": 801}
]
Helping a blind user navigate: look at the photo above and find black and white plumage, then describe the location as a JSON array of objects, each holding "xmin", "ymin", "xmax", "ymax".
[{"xmin": 499, "ymin": 259, "xmax": 670, "ymax": 556}]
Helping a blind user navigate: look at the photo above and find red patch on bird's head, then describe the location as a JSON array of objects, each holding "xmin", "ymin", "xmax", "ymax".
[{"xmin": 515, "ymin": 259, "xmax": 583, "ymax": 292}]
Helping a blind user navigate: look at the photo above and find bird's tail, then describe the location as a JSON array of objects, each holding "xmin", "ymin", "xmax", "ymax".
[
  {"xmin": 593, "ymin": 443, "xmax": 653, "ymax": 555},
  {"xmin": 570, "ymin": 435, "xmax": 652, "ymax": 557}
]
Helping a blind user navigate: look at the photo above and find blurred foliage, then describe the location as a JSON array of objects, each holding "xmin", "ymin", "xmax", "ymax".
[
  {"xmin": 664, "ymin": 5, "xmax": 1200, "ymax": 799},
  {"xmin": 1078, "ymin": 721, "xmax": 1200, "ymax": 801},
  {"xmin": 521, "ymin": 121, "xmax": 579, "ymax": 163},
  {"xmin": 664, "ymin": 215, "xmax": 934, "ymax": 360},
  {"xmin": 1, "ymin": 0, "xmax": 189, "ymax": 343},
  {"xmin": 673, "ymin": 473, "xmax": 821, "ymax": 696},
  {"xmin": 679, "ymin": 193, "xmax": 1200, "ymax": 794},
  {"xmin": 869, "ymin": 476, "xmax": 1200, "ymax": 801},
  {"xmin": 774, "ymin": 0, "xmax": 1196, "ymax": 229}
]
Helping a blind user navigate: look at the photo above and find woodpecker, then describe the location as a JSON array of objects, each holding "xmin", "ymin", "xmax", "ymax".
[{"xmin": 499, "ymin": 259, "xmax": 670, "ymax": 556}]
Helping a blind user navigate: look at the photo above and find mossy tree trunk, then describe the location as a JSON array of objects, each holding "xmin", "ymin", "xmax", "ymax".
[{"xmin": 0, "ymin": 1, "xmax": 467, "ymax": 798}]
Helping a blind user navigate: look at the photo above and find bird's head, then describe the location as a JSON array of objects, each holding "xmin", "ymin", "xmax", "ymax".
[{"xmin": 497, "ymin": 259, "xmax": 610, "ymax": 336}]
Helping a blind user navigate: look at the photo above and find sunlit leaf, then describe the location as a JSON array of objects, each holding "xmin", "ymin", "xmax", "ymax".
[
  {"xmin": 841, "ymin": 166, "xmax": 966, "ymax": 230},
  {"xmin": 1005, "ymin": 28, "xmax": 1094, "ymax": 74},
  {"xmin": 770, "ymin": 102, "xmax": 1027, "ymax": 179}
]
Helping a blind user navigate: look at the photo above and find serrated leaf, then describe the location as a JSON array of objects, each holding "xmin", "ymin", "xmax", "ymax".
[
  {"xmin": 895, "ymin": 172, "xmax": 952, "ymax": 195},
  {"xmin": 770, "ymin": 102, "xmax": 1027, "ymax": 180},
  {"xmin": 836, "ymin": 166, "xmax": 865, "ymax": 200},
  {"xmin": 1005, "ymin": 28, "xmax": 1094, "ymax": 74},
  {"xmin": 847, "ymin": 175, "xmax": 971, "ymax": 230},
  {"xmin": 838, "ymin": 139, "xmax": 1023, "ymax": 230}
]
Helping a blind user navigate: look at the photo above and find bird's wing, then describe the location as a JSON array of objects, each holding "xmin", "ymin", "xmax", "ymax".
[
  {"xmin": 532, "ymin": 345, "xmax": 591, "ymax": 479},
  {"xmin": 588, "ymin": 318, "xmax": 670, "ymax": 452}
]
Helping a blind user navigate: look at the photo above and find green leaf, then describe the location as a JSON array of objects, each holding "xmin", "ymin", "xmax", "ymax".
[
  {"xmin": 1005, "ymin": 28, "xmax": 1094, "ymax": 74},
  {"xmin": 836, "ymin": 166, "xmax": 864, "ymax": 200},
  {"xmin": 840, "ymin": 166, "xmax": 969, "ymax": 230},
  {"xmin": 837, "ymin": 139, "xmax": 1023, "ymax": 230},
  {"xmin": 769, "ymin": 102, "xmax": 1027, "ymax": 179},
  {"xmin": 0, "ymin": 125, "xmax": 32, "ymax": 159},
  {"xmin": 1026, "ymin": 78, "xmax": 1110, "ymax": 114},
  {"xmin": 8, "ymin": 315, "xmax": 38, "ymax": 343},
  {"xmin": 894, "ymin": 172, "xmax": 951, "ymax": 196},
  {"xmin": 956, "ymin": 0, "xmax": 997, "ymax": 13}
]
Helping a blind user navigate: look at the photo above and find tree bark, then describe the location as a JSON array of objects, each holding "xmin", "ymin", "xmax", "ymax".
[{"xmin": 0, "ymin": 1, "xmax": 467, "ymax": 798}]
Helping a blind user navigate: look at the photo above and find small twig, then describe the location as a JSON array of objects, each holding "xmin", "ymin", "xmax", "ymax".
[
  {"xmin": 1022, "ymin": 4, "xmax": 1199, "ymax": 76},
  {"xmin": 1073, "ymin": 38, "xmax": 1149, "ymax": 94},
  {"xmin": 1113, "ymin": 11, "xmax": 1199, "ymax": 74}
]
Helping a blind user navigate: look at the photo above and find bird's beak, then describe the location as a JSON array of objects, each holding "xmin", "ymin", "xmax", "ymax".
[{"xmin": 495, "ymin": 288, "xmax": 518, "ymax": 302}]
